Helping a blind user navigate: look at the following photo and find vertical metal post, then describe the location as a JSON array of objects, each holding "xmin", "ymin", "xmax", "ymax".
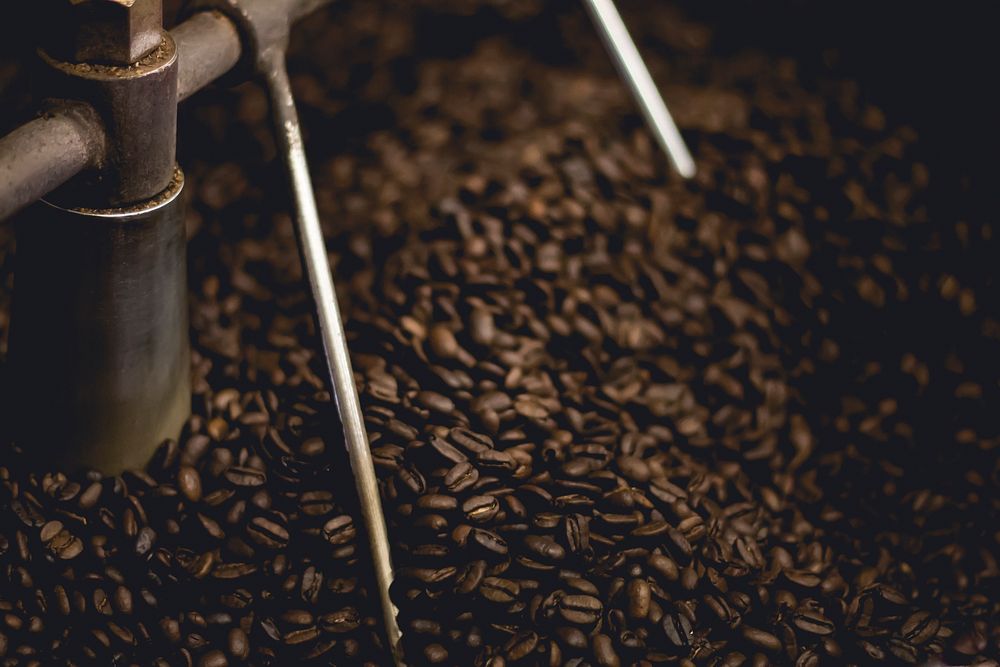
[{"xmin": 8, "ymin": 172, "xmax": 190, "ymax": 473}]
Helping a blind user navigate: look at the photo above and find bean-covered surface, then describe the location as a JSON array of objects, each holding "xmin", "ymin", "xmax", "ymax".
[{"xmin": 2, "ymin": 1, "xmax": 999, "ymax": 665}]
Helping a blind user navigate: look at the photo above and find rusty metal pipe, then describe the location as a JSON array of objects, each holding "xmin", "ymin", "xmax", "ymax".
[
  {"xmin": 173, "ymin": 10, "xmax": 242, "ymax": 101},
  {"xmin": 0, "ymin": 104, "xmax": 104, "ymax": 222}
]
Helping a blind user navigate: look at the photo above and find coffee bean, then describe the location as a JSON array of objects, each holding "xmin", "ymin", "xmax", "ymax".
[
  {"xmin": 592, "ymin": 633, "xmax": 621, "ymax": 667},
  {"xmin": 463, "ymin": 495, "xmax": 500, "ymax": 523},
  {"xmin": 247, "ymin": 516, "xmax": 289, "ymax": 549},
  {"xmin": 445, "ymin": 461, "xmax": 480, "ymax": 493},
  {"xmin": 178, "ymin": 466, "xmax": 202, "ymax": 502},
  {"xmin": 792, "ymin": 609, "xmax": 835, "ymax": 636},
  {"xmin": 524, "ymin": 535, "xmax": 565, "ymax": 561},
  {"xmin": 424, "ymin": 643, "xmax": 449, "ymax": 663},
  {"xmin": 504, "ymin": 630, "xmax": 538, "ymax": 661},
  {"xmin": 320, "ymin": 608, "xmax": 360, "ymax": 633},
  {"xmin": 480, "ymin": 577, "xmax": 519, "ymax": 603},
  {"xmin": 559, "ymin": 595, "xmax": 602, "ymax": 625},
  {"xmin": 322, "ymin": 515, "xmax": 356, "ymax": 545},
  {"xmin": 742, "ymin": 626, "xmax": 781, "ymax": 652},
  {"xmin": 223, "ymin": 467, "xmax": 266, "ymax": 487},
  {"xmin": 198, "ymin": 650, "xmax": 228, "ymax": 667},
  {"xmin": 627, "ymin": 579, "xmax": 650, "ymax": 619}
]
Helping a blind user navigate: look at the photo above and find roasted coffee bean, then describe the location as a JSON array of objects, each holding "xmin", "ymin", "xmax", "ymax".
[
  {"xmin": 592, "ymin": 633, "xmax": 621, "ymax": 667},
  {"xmin": 564, "ymin": 514, "xmax": 591, "ymax": 555},
  {"xmin": 299, "ymin": 490, "xmax": 335, "ymax": 516},
  {"xmin": 322, "ymin": 515, "xmax": 356, "ymax": 545},
  {"xmin": 480, "ymin": 577, "xmax": 520, "ymax": 603},
  {"xmin": 627, "ymin": 578, "xmax": 650, "ymax": 619},
  {"xmin": 901, "ymin": 611, "xmax": 939, "ymax": 644},
  {"xmin": 742, "ymin": 626, "xmax": 781, "ymax": 652},
  {"xmin": 476, "ymin": 449, "xmax": 517, "ymax": 473},
  {"xmin": 471, "ymin": 528, "xmax": 508, "ymax": 556},
  {"xmin": 223, "ymin": 466, "xmax": 266, "ymax": 487},
  {"xmin": 559, "ymin": 595, "xmax": 602, "ymax": 625},
  {"xmin": 456, "ymin": 560, "xmax": 487, "ymax": 594},
  {"xmin": 247, "ymin": 516, "xmax": 289, "ymax": 549},
  {"xmin": 663, "ymin": 613, "xmax": 693, "ymax": 649},
  {"xmin": 792, "ymin": 609, "xmax": 835, "ymax": 636},
  {"xmin": 462, "ymin": 495, "xmax": 500, "ymax": 523},
  {"xmin": 320, "ymin": 608, "xmax": 361, "ymax": 633},
  {"xmin": 524, "ymin": 535, "xmax": 566, "ymax": 561},
  {"xmin": 504, "ymin": 630, "xmax": 538, "ymax": 661},
  {"xmin": 178, "ymin": 466, "xmax": 202, "ymax": 502},
  {"xmin": 444, "ymin": 461, "xmax": 480, "ymax": 493},
  {"xmin": 419, "ymin": 494, "xmax": 460, "ymax": 512}
]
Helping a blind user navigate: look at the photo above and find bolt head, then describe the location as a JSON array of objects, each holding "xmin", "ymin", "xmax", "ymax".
[{"xmin": 64, "ymin": 0, "xmax": 163, "ymax": 65}]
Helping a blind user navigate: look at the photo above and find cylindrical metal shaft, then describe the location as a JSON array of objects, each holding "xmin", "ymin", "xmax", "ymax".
[
  {"xmin": 173, "ymin": 10, "xmax": 242, "ymax": 102},
  {"xmin": 259, "ymin": 47, "xmax": 402, "ymax": 663},
  {"xmin": 582, "ymin": 0, "xmax": 695, "ymax": 178},
  {"xmin": 8, "ymin": 171, "xmax": 190, "ymax": 473},
  {"xmin": 0, "ymin": 104, "xmax": 104, "ymax": 222}
]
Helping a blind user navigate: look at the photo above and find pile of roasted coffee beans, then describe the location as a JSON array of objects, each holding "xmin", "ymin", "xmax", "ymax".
[{"xmin": 2, "ymin": 1, "xmax": 998, "ymax": 665}]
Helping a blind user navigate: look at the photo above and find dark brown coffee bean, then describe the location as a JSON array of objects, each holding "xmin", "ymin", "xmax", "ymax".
[
  {"xmin": 320, "ymin": 608, "xmax": 360, "ymax": 633},
  {"xmin": 476, "ymin": 449, "xmax": 517, "ymax": 473},
  {"xmin": 564, "ymin": 514, "xmax": 591, "ymax": 555},
  {"xmin": 198, "ymin": 650, "xmax": 229, "ymax": 667},
  {"xmin": 299, "ymin": 490, "xmax": 335, "ymax": 516},
  {"xmin": 471, "ymin": 528, "xmax": 508, "ymax": 555},
  {"xmin": 901, "ymin": 610, "xmax": 939, "ymax": 644},
  {"xmin": 480, "ymin": 577, "xmax": 520, "ymax": 603},
  {"xmin": 462, "ymin": 495, "xmax": 500, "ymax": 523},
  {"xmin": 524, "ymin": 535, "xmax": 566, "ymax": 561},
  {"xmin": 627, "ymin": 578, "xmax": 651, "ymax": 619},
  {"xmin": 178, "ymin": 466, "xmax": 202, "ymax": 502},
  {"xmin": 227, "ymin": 627, "xmax": 249, "ymax": 660},
  {"xmin": 445, "ymin": 461, "xmax": 480, "ymax": 493},
  {"xmin": 559, "ymin": 594, "xmax": 602, "ymax": 625},
  {"xmin": 322, "ymin": 515, "xmax": 356, "ymax": 545},
  {"xmin": 223, "ymin": 466, "xmax": 266, "ymax": 487},
  {"xmin": 592, "ymin": 633, "xmax": 621, "ymax": 667},
  {"xmin": 742, "ymin": 626, "xmax": 781, "ymax": 652},
  {"xmin": 504, "ymin": 630, "xmax": 539, "ymax": 661},
  {"xmin": 419, "ymin": 494, "xmax": 460, "ymax": 512},
  {"xmin": 449, "ymin": 427, "xmax": 494, "ymax": 454},
  {"xmin": 248, "ymin": 516, "xmax": 289, "ymax": 549},
  {"xmin": 792, "ymin": 609, "xmax": 835, "ymax": 636},
  {"xmin": 663, "ymin": 613, "xmax": 692, "ymax": 648},
  {"xmin": 456, "ymin": 560, "xmax": 487, "ymax": 594}
]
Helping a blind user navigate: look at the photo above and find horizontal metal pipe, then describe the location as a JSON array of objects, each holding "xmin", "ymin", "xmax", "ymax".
[
  {"xmin": 173, "ymin": 10, "xmax": 243, "ymax": 102},
  {"xmin": 0, "ymin": 104, "xmax": 104, "ymax": 221},
  {"xmin": 0, "ymin": 0, "xmax": 331, "ymax": 220}
]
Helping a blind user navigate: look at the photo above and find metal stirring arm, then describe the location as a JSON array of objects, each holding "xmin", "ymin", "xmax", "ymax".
[
  {"xmin": 259, "ymin": 48, "xmax": 404, "ymax": 664},
  {"xmin": 583, "ymin": 0, "xmax": 695, "ymax": 178}
]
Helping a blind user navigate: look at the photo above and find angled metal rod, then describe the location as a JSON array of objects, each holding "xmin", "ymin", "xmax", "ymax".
[
  {"xmin": 581, "ymin": 0, "xmax": 696, "ymax": 178},
  {"xmin": 258, "ymin": 47, "xmax": 403, "ymax": 665}
]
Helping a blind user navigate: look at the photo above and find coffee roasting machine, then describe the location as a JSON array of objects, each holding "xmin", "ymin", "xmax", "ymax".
[{"xmin": 0, "ymin": 0, "xmax": 693, "ymax": 662}]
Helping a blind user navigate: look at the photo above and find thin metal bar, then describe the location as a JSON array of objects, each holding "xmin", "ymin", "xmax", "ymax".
[
  {"xmin": 581, "ymin": 0, "xmax": 696, "ymax": 178},
  {"xmin": 259, "ymin": 47, "xmax": 403, "ymax": 665},
  {"xmin": 0, "ymin": 104, "xmax": 104, "ymax": 221}
]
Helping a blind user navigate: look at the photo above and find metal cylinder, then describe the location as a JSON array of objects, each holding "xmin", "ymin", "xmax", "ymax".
[{"xmin": 8, "ymin": 169, "xmax": 190, "ymax": 473}]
